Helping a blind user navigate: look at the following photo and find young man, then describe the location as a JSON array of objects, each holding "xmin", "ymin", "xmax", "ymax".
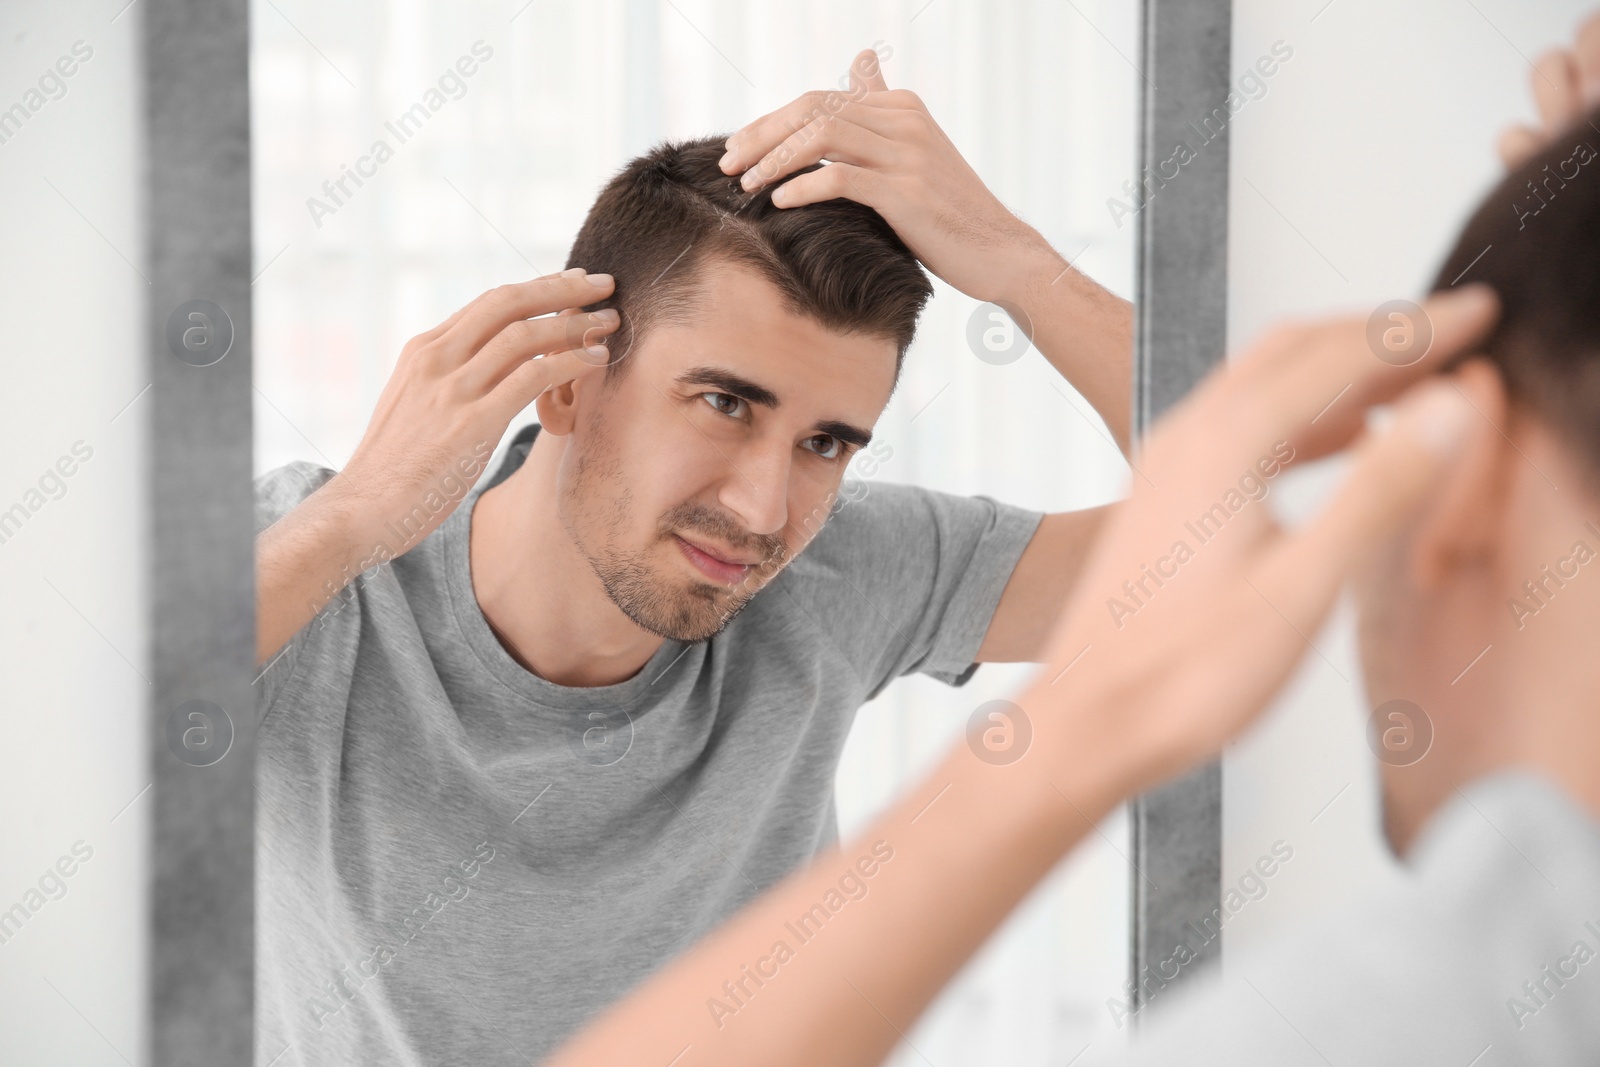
[
  {"xmin": 252, "ymin": 55, "xmax": 1128, "ymax": 1066},
  {"xmin": 539, "ymin": 37, "xmax": 1600, "ymax": 1067}
]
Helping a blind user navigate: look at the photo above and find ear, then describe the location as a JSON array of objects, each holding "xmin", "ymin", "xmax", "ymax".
[
  {"xmin": 1407, "ymin": 359, "xmax": 1515, "ymax": 590},
  {"xmin": 534, "ymin": 374, "xmax": 583, "ymax": 436}
]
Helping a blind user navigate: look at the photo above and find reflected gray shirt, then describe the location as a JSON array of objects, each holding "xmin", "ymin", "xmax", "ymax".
[
  {"xmin": 251, "ymin": 424, "xmax": 1045, "ymax": 1067},
  {"xmin": 1093, "ymin": 770, "xmax": 1600, "ymax": 1066}
]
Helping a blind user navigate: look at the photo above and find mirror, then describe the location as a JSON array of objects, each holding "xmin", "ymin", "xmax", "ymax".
[
  {"xmin": 1222, "ymin": 0, "xmax": 1595, "ymax": 963},
  {"xmin": 249, "ymin": 2, "xmax": 1137, "ymax": 1065}
]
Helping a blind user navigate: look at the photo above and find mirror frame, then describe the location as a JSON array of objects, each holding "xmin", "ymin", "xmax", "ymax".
[
  {"xmin": 1128, "ymin": 0, "xmax": 1232, "ymax": 1022},
  {"xmin": 144, "ymin": 0, "xmax": 256, "ymax": 1063}
]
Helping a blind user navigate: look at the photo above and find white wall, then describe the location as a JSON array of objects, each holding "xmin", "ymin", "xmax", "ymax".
[
  {"xmin": 0, "ymin": 1, "xmax": 149, "ymax": 1064},
  {"xmin": 1223, "ymin": 0, "xmax": 1591, "ymax": 959}
]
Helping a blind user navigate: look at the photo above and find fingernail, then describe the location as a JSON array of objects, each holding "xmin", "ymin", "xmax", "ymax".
[
  {"xmin": 560, "ymin": 267, "xmax": 585, "ymax": 277},
  {"xmin": 719, "ymin": 150, "xmax": 736, "ymax": 170},
  {"xmin": 586, "ymin": 273, "xmax": 613, "ymax": 287},
  {"xmin": 585, "ymin": 343, "xmax": 609, "ymax": 359},
  {"xmin": 1408, "ymin": 383, "xmax": 1475, "ymax": 456},
  {"xmin": 591, "ymin": 308, "xmax": 619, "ymax": 324}
]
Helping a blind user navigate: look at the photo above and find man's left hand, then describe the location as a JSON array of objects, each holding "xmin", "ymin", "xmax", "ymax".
[{"xmin": 718, "ymin": 47, "xmax": 1055, "ymax": 305}]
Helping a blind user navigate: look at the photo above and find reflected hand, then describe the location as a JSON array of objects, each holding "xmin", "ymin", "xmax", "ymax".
[
  {"xmin": 335, "ymin": 269, "xmax": 619, "ymax": 540},
  {"xmin": 1498, "ymin": 11, "xmax": 1600, "ymax": 168},
  {"xmin": 718, "ymin": 48, "xmax": 1050, "ymax": 304},
  {"xmin": 253, "ymin": 269, "xmax": 619, "ymax": 668}
]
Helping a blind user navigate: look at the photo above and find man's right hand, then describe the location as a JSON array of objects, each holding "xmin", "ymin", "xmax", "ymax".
[
  {"xmin": 1498, "ymin": 11, "xmax": 1600, "ymax": 168},
  {"xmin": 254, "ymin": 268, "xmax": 619, "ymax": 671}
]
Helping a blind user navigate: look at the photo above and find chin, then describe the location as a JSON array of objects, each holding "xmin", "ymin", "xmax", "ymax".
[{"xmin": 618, "ymin": 571, "xmax": 759, "ymax": 643}]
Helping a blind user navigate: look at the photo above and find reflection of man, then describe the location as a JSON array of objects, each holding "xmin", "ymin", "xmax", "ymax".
[
  {"xmin": 542, "ymin": 24, "xmax": 1600, "ymax": 1067},
  {"xmin": 253, "ymin": 51, "xmax": 1130, "ymax": 1067}
]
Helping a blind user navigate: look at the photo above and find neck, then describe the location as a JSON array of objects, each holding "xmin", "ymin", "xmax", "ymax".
[
  {"xmin": 1495, "ymin": 432, "xmax": 1600, "ymax": 823},
  {"xmin": 469, "ymin": 429, "xmax": 665, "ymax": 688},
  {"xmin": 1499, "ymin": 563, "xmax": 1600, "ymax": 821}
]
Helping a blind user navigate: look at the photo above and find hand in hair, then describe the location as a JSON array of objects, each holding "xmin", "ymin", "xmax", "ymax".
[
  {"xmin": 254, "ymin": 270, "xmax": 618, "ymax": 667},
  {"xmin": 1498, "ymin": 10, "xmax": 1600, "ymax": 168},
  {"xmin": 716, "ymin": 48, "xmax": 1051, "ymax": 307},
  {"xmin": 718, "ymin": 47, "xmax": 1135, "ymax": 451}
]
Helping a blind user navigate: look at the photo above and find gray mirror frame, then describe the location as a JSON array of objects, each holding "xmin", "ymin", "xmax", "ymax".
[
  {"xmin": 1127, "ymin": 0, "xmax": 1232, "ymax": 1022},
  {"xmin": 144, "ymin": 1, "xmax": 255, "ymax": 1063}
]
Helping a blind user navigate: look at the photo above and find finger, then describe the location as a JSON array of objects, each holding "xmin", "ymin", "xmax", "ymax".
[
  {"xmin": 848, "ymin": 47, "xmax": 889, "ymax": 94},
  {"xmin": 1577, "ymin": 10, "xmax": 1600, "ymax": 108},
  {"xmin": 436, "ymin": 270, "xmax": 615, "ymax": 363},
  {"xmin": 1292, "ymin": 284, "xmax": 1500, "ymax": 462},
  {"xmin": 739, "ymin": 97, "xmax": 927, "ymax": 194},
  {"xmin": 1532, "ymin": 48, "xmax": 1582, "ymax": 134},
  {"xmin": 721, "ymin": 83, "xmax": 882, "ymax": 175},
  {"xmin": 721, "ymin": 84, "xmax": 928, "ymax": 176},
  {"xmin": 742, "ymin": 115, "xmax": 896, "ymax": 192},
  {"xmin": 1247, "ymin": 373, "xmax": 1480, "ymax": 639},
  {"xmin": 765, "ymin": 162, "xmax": 880, "ymax": 211},
  {"xmin": 1497, "ymin": 124, "xmax": 1546, "ymax": 169},
  {"xmin": 482, "ymin": 345, "xmax": 611, "ymax": 425},
  {"xmin": 1209, "ymin": 284, "xmax": 1499, "ymax": 471},
  {"xmin": 461, "ymin": 309, "xmax": 619, "ymax": 394}
]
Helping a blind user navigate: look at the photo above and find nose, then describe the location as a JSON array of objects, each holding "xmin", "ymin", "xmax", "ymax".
[{"xmin": 715, "ymin": 440, "xmax": 792, "ymax": 546}]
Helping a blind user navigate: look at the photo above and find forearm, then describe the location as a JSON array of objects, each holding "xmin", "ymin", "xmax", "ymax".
[
  {"xmin": 999, "ymin": 233, "xmax": 1134, "ymax": 454},
  {"xmin": 254, "ymin": 473, "xmax": 382, "ymax": 668},
  {"xmin": 543, "ymin": 690, "xmax": 1134, "ymax": 1067}
]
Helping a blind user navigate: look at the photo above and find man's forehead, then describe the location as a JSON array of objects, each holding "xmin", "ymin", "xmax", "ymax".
[{"xmin": 638, "ymin": 266, "xmax": 899, "ymax": 436}]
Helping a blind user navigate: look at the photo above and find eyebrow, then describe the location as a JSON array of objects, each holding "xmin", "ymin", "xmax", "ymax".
[{"xmin": 674, "ymin": 364, "xmax": 874, "ymax": 450}]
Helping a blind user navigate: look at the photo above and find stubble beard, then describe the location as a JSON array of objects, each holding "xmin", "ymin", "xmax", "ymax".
[{"xmin": 560, "ymin": 411, "xmax": 784, "ymax": 643}]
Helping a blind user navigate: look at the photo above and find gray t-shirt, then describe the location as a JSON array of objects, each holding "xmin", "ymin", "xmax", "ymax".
[
  {"xmin": 1092, "ymin": 770, "xmax": 1600, "ymax": 1066},
  {"xmin": 252, "ymin": 424, "xmax": 1045, "ymax": 1067}
]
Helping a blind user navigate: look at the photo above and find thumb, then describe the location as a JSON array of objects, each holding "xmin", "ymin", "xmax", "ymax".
[
  {"xmin": 849, "ymin": 47, "xmax": 889, "ymax": 93},
  {"xmin": 1248, "ymin": 372, "xmax": 1482, "ymax": 630}
]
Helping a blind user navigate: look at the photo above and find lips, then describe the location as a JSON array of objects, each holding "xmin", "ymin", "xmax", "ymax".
[
  {"xmin": 676, "ymin": 534, "xmax": 760, "ymax": 567},
  {"xmin": 674, "ymin": 534, "xmax": 758, "ymax": 585}
]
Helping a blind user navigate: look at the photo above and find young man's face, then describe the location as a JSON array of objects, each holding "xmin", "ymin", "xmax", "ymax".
[{"xmin": 551, "ymin": 259, "xmax": 900, "ymax": 643}]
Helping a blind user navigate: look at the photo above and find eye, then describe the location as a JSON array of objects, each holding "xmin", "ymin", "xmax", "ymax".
[
  {"xmin": 700, "ymin": 391, "xmax": 748, "ymax": 419},
  {"xmin": 801, "ymin": 434, "xmax": 845, "ymax": 461}
]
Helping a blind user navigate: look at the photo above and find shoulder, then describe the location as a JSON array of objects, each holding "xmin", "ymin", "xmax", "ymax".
[{"xmin": 798, "ymin": 477, "xmax": 1042, "ymax": 574}]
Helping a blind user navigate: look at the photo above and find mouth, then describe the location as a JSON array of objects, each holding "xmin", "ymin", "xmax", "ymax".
[{"xmin": 673, "ymin": 534, "xmax": 758, "ymax": 585}]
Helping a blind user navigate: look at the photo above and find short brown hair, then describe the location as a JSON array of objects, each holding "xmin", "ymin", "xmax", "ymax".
[
  {"xmin": 1432, "ymin": 104, "xmax": 1600, "ymax": 479},
  {"xmin": 564, "ymin": 136, "xmax": 932, "ymax": 389}
]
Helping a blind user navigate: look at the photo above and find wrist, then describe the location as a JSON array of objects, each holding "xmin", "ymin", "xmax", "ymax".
[
  {"xmin": 985, "ymin": 225, "xmax": 1061, "ymax": 309},
  {"xmin": 1010, "ymin": 673, "xmax": 1151, "ymax": 833},
  {"xmin": 312, "ymin": 471, "xmax": 398, "ymax": 565}
]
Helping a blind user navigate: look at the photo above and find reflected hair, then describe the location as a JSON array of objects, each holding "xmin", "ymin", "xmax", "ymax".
[{"xmin": 564, "ymin": 136, "xmax": 932, "ymax": 390}]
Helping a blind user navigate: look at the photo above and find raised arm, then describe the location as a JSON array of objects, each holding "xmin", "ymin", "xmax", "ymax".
[{"xmin": 720, "ymin": 48, "xmax": 1133, "ymax": 453}]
